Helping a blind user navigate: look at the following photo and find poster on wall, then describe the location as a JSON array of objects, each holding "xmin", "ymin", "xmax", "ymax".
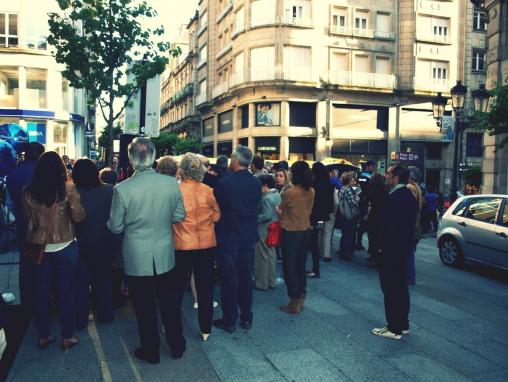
[{"xmin": 256, "ymin": 103, "xmax": 280, "ymax": 126}]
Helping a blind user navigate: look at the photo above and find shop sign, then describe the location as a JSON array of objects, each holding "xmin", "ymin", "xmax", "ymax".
[
  {"xmin": 390, "ymin": 151, "xmax": 420, "ymax": 162},
  {"xmin": 257, "ymin": 146, "xmax": 277, "ymax": 152},
  {"xmin": 27, "ymin": 122, "xmax": 46, "ymax": 144}
]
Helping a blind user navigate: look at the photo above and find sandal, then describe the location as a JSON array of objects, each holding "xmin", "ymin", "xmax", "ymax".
[
  {"xmin": 61, "ymin": 336, "xmax": 79, "ymax": 350},
  {"xmin": 38, "ymin": 336, "xmax": 55, "ymax": 349}
]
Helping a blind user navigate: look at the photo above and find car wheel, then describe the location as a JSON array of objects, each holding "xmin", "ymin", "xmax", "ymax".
[{"xmin": 439, "ymin": 237, "xmax": 464, "ymax": 267}]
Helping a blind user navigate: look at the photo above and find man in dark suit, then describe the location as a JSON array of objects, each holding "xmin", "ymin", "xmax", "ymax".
[
  {"xmin": 213, "ymin": 146, "xmax": 262, "ymax": 333},
  {"xmin": 372, "ymin": 164, "xmax": 417, "ymax": 340}
]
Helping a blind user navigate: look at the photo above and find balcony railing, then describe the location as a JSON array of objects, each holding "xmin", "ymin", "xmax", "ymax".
[
  {"xmin": 417, "ymin": 33, "xmax": 451, "ymax": 44},
  {"xmin": 228, "ymin": 71, "xmax": 244, "ymax": 88},
  {"xmin": 353, "ymin": 28, "xmax": 374, "ymax": 38},
  {"xmin": 375, "ymin": 30, "xmax": 395, "ymax": 39},
  {"xmin": 326, "ymin": 71, "xmax": 396, "ymax": 89},
  {"xmin": 251, "ymin": 16, "xmax": 277, "ymax": 28},
  {"xmin": 195, "ymin": 93, "xmax": 207, "ymax": 106},
  {"xmin": 414, "ymin": 77, "xmax": 452, "ymax": 92},
  {"xmin": 216, "ymin": 0, "xmax": 233, "ymax": 23},
  {"xmin": 330, "ymin": 25, "xmax": 352, "ymax": 35},
  {"xmin": 250, "ymin": 66, "xmax": 277, "ymax": 82},
  {"xmin": 212, "ymin": 83, "xmax": 229, "ymax": 99},
  {"xmin": 282, "ymin": 66, "xmax": 316, "ymax": 82},
  {"xmin": 216, "ymin": 42, "xmax": 233, "ymax": 60},
  {"xmin": 282, "ymin": 16, "xmax": 312, "ymax": 27}
]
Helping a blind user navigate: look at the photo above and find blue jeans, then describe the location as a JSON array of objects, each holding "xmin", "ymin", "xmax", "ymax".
[
  {"xmin": 406, "ymin": 242, "xmax": 417, "ymax": 284},
  {"xmin": 217, "ymin": 242, "xmax": 255, "ymax": 326},
  {"xmin": 339, "ymin": 217, "xmax": 357, "ymax": 258},
  {"xmin": 34, "ymin": 241, "xmax": 78, "ymax": 339}
]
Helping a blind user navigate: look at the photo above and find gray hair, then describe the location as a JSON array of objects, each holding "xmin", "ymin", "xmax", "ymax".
[
  {"xmin": 180, "ymin": 152, "xmax": 206, "ymax": 181},
  {"xmin": 408, "ymin": 166, "xmax": 421, "ymax": 183},
  {"xmin": 156, "ymin": 155, "xmax": 178, "ymax": 177},
  {"xmin": 128, "ymin": 137, "xmax": 155, "ymax": 171},
  {"xmin": 232, "ymin": 145, "xmax": 253, "ymax": 167}
]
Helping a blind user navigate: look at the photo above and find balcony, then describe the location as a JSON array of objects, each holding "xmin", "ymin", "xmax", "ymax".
[
  {"xmin": 197, "ymin": 22, "xmax": 208, "ymax": 37},
  {"xmin": 414, "ymin": 77, "xmax": 452, "ymax": 92},
  {"xmin": 195, "ymin": 92, "xmax": 207, "ymax": 106},
  {"xmin": 326, "ymin": 71, "xmax": 396, "ymax": 89},
  {"xmin": 375, "ymin": 30, "xmax": 395, "ymax": 40},
  {"xmin": 216, "ymin": 42, "xmax": 233, "ymax": 60},
  {"xmin": 330, "ymin": 25, "xmax": 352, "ymax": 36},
  {"xmin": 231, "ymin": 25, "xmax": 245, "ymax": 39},
  {"xmin": 251, "ymin": 16, "xmax": 277, "ymax": 28},
  {"xmin": 417, "ymin": 33, "xmax": 451, "ymax": 44},
  {"xmin": 228, "ymin": 71, "xmax": 244, "ymax": 88},
  {"xmin": 353, "ymin": 28, "xmax": 374, "ymax": 38},
  {"xmin": 212, "ymin": 82, "xmax": 229, "ymax": 99},
  {"xmin": 249, "ymin": 66, "xmax": 276, "ymax": 82},
  {"xmin": 216, "ymin": 0, "xmax": 233, "ymax": 24},
  {"xmin": 282, "ymin": 16, "xmax": 313, "ymax": 27},
  {"xmin": 282, "ymin": 66, "xmax": 316, "ymax": 82}
]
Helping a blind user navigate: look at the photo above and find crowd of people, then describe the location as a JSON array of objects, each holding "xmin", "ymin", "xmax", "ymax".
[{"xmin": 0, "ymin": 139, "xmax": 426, "ymax": 364}]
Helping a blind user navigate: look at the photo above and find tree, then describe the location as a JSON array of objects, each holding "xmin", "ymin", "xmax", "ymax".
[
  {"xmin": 173, "ymin": 137, "xmax": 202, "ymax": 156},
  {"xmin": 151, "ymin": 131, "xmax": 178, "ymax": 158},
  {"xmin": 476, "ymin": 81, "xmax": 508, "ymax": 149},
  {"xmin": 48, "ymin": 0, "xmax": 180, "ymax": 165},
  {"xmin": 98, "ymin": 125, "xmax": 122, "ymax": 151}
]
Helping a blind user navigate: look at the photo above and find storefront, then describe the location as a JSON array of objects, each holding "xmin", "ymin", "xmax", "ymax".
[
  {"xmin": 288, "ymin": 137, "xmax": 315, "ymax": 161},
  {"xmin": 255, "ymin": 137, "xmax": 280, "ymax": 160},
  {"xmin": 332, "ymin": 139, "xmax": 388, "ymax": 172},
  {"xmin": 217, "ymin": 140, "xmax": 233, "ymax": 156},
  {"xmin": 202, "ymin": 143, "xmax": 214, "ymax": 157}
]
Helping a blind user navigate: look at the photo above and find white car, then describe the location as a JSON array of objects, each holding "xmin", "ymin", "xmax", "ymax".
[{"xmin": 437, "ymin": 194, "xmax": 508, "ymax": 269}]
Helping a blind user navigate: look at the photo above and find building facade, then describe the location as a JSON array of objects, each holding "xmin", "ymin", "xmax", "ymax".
[
  {"xmin": 481, "ymin": 0, "xmax": 507, "ymax": 194},
  {"xmin": 160, "ymin": 12, "xmax": 201, "ymax": 139},
  {"xmin": 163, "ymin": 0, "xmax": 489, "ymax": 193},
  {"xmin": 0, "ymin": 0, "xmax": 88, "ymax": 158}
]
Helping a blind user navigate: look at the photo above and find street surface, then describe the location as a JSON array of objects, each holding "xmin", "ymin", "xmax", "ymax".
[{"xmin": 2, "ymin": 234, "xmax": 508, "ymax": 381}]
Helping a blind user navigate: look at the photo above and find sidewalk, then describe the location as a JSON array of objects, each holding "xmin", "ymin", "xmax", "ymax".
[{"xmin": 5, "ymin": 237, "xmax": 508, "ymax": 381}]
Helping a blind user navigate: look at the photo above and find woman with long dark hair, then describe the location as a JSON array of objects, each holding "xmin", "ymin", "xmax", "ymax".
[
  {"xmin": 307, "ymin": 162, "xmax": 335, "ymax": 278},
  {"xmin": 22, "ymin": 152, "xmax": 85, "ymax": 349},
  {"xmin": 72, "ymin": 158, "xmax": 114, "ymax": 329},
  {"xmin": 277, "ymin": 161, "xmax": 314, "ymax": 315}
]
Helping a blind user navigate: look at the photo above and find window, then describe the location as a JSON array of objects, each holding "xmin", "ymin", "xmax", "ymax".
[
  {"xmin": 284, "ymin": 0, "xmax": 311, "ymax": 24},
  {"xmin": 355, "ymin": 11, "xmax": 368, "ymax": 30},
  {"xmin": 426, "ymin": 142, "xmax": 442, "ymax": 159},
  {"xmin": 376, "ymin": 13, "xmax": 391, "ymax": 36},
  {"xmin": 289, "ymin": 102, "xmax": 316, "ymax": 127},
  {"xmin": 53, "ymin": 123, "xmax": 67, "ymax": 144},
  {"xmin": 375, "ymin": 57, "xmax": 391, "ymax": 74},
  {"xmin": 473, "ymin": 10, "xmax": 488, "ymax": 32},
  {"xmin": 218, "ymin": 110, "xmax": 233, "ymax": 133},
  {"xmin": 283, "ymin": 46, "xmax": 311, "ymax": 80},
  {"xmin": 0, "ymin": 67, "xmax": 19, "ymax": 108},
  {"xmin": 472, "ymin": 49, "xmax": 486, "ymax": 72},
  {"xmin": 199, "ymin": 80, "xmax": 206, "ymax": 95},
  {"xmin": 25, "ymin": 6, "xmax": 49, "ymax": 50},
  {"xmin": 26, "ymin": 69, "xmax": 47, "ymax": 109},
  {"xmin": 332, "ymin": 52, "xmax": 348, "ymax": 71},
  {"xmin": 250, "ymin": 46, "xmax": 275, "ymax": 81},
  {"xmin": 332, "ymin": 15, "xmax": 346, "ymax": 27},
  {"xmin": 433, "ymin": 66, "xmax": 447, "ymax": 80},
  {"xmin": 202, "ymin": 117, "xmax": 214, "ymax": 137},
  {"xmin": 62, "ymin": 80, "xmax": 69, "ymax": 111},
  {"xmin": 234, "ymin": 7, "xmax": 245, "ymax": 32},
  {"xmin": 433, "ymin": 26, "xmax": 448, "ymax": 37},
  {"xmin": 199, "ymin": 45, "xmax": 207, "ymax": 63},
  {"xmin": 241, "ymin": 105, "xmax": 249, "ymax": 128},
  {"xmin": 466, "ymin": 133, "xmax": 483, "ymax": 157},
  {"xmin": 251, "ymin": 0, "xmax": 276, "ymax": 27},
  {"xmin": 331, "ymin": 7, "xmax": 348, "ymax": 33},
  {"xmin": 354, "ymin": 55, "xmax": 370, "ymax": 73},
  {"xmin": 465, "ymin": 198, "xmax": 502, "ymax": 224},
  {"xmin": 0, "ymin": 13, "xmax": 18, "ymax": 47},
  {"xmin": 452, "ymin": 199, "xmax": 471, "ymax": 216},
  {"xmin": 500, "ymin": 203, "xmax": 508, "ymax": 228}
]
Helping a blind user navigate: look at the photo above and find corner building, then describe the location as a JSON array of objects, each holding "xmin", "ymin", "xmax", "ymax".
[{"xmin": 171, "ymin": 0, "xmax": 485, "ymax": 193}]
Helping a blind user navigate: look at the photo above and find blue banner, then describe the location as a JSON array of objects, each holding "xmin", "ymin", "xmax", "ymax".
[{"xmin": 27, "ymin": 122, "xmax": 46, "ymax": 144}]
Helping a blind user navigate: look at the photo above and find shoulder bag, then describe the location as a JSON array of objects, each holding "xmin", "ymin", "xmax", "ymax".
[{"xmin": 22, "ymin": 203, "xmax": 58, "ymax": 265}]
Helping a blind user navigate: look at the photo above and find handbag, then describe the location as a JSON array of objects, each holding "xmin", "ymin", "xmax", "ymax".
[
  {"xmin": 265, "ymin": 220, "xmax": 282, "ymax": 248},
  {"xmin": 22, "ymin": 203, "xmax": 58, "ymax": 265}
]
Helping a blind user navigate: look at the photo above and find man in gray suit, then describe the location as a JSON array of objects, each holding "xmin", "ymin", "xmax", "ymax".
[{"xmin": 107, "ymin": 138, "xmax": 185, "ymax": 364}]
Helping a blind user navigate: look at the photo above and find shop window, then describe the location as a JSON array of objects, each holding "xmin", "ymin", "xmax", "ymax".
[
  {"xmin": 0, "ymin": 13, "xmax": 18, "ymax": 47},
  {"xmin": 53, "ymin": 123, "xmax": 67, "ymax": 149},
  {"xmin": 241, "ymin": 105, "xmax": 249, "ymax": 128},
  {"xmin": 218, "ymin": 110, "xmax": 233, "ymax": 133},
  {"xmin": 202, "ymin": 117, "xmax": 214, "ymax": 137},
  {"xmin": 26, "ymin": 69, "xmax": 47, "ymax": 109},
  {"xmin": 217, "ymin": 141, "xmax": 233, "ymax": 156},
  {"xmin": 332, "ymin": 105, "xmax": 387, "ymax": 131},
  {"xmin": 466, "ymin": 133, "xmax": 483, "ymax": 157},
  {"xmin": 289, "ymin": 102, "xmax": 316, "ymax": 127},
  {"xmin": 202, "ymin": 144, "xmax": 214, "ymax": 157},
  {"xmin": 426, "ymin": 142, "xmax": 442, "ymax": 159},
  {"xmin": 256, "ymin": 102, "xmax": 280, "ymax": 126}
]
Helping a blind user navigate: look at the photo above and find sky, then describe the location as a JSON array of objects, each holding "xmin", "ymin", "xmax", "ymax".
[{"xmin": 145, "ymin": 0, "xmax": 200, "ymax": 42}]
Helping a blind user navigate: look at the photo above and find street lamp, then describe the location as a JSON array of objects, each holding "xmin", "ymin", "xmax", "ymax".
[
  {"xmin": 450, "ymin": 80, "xmax": 468, "ymax": 113},
  {"xmin": 432, "ymin": 92, "xmax": 448, "ymax": 128},
  {"xmin": 448, "ymin": 80, "xmax": 468, "ymax": 193},
  {"xmin": 471, "ymin": 83, "xmax": 491, "ymax": 113}
]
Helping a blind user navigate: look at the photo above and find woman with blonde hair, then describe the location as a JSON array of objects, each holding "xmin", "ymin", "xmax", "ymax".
[
  {"xmin": 172, "ymin": 153, "xmax": 221, "ymax": 341},
  {"xmin": 275, "ymin": 169, "xmax": 292, "ymax": 193}
]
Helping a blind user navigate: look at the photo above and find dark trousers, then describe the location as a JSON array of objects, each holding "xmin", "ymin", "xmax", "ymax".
[
  {"xmin": 216, "ymin": 242, "xmax": 255, "ymax": 326},
  {"xmin": 34, "ymin": 241, "xmax": 78, "ymax": 339},
  {"xmin": 128, "ymin": 268, "xmax": 184, "ymax": 360},
  {"xmin": 378, "ymin": 250, "xmax": 410, "ymax": 334},
  {"xmin": 281, "ymin": 230, "xmax": 310, "ymax": 299},
  {"xmin": 174, "ymin": 248, "xmax": 215, "ymax": 334},
  {"xmin": 76, "ymin": 255, "xmax": 114, "ymax": 329},
  {"xmin": 19, "ymin": 254, "xmax": 36, "ymax": 314},
  {"xmin": 339, "ymin": 217, "xmax": 356, "ymax": 258},
  {"xmin": 309, "ymin": 227, "xmax": 321, "ymax": 275}
]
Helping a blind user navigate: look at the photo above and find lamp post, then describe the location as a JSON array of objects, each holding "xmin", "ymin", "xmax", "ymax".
[
  {"xmin": 432, "ymin": 92, "xmax": 448, "ymax": 128},
  {"xmin": 449, "ymin": 80, "xmax": 468, "ymax": 193},
  {"xmin": 471, "ymin": 83, "xmax": 491, "ymax": 113}
]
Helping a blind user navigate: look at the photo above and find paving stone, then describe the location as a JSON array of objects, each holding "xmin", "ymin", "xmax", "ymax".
[
  {"xmin": 470, "ymin": 369, "xmax": 508, "ymax": 382},
  {"xmin": 384, "ymin": 352, "xmax": 470, "ymax": 381},
  {"xmin": 266, "ymin": 348, "xmax": 349, "ymax": 382},
  {"xmin": 464, "ymin": 340, "xmax": 508, "ymax": 367}
]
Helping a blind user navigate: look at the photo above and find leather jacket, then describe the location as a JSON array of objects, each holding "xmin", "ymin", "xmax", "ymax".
[{"xmin": 22, "ymin": 183, "xmax": 86, "ymax": 244}]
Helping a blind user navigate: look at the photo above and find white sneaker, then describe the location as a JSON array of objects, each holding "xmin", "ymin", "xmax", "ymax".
[
  {"xmin": 402, "ymin": 329, "xmax": 410, "ymax": 335},
  {"xmin": 194, "ymin": 301, "xmax": 219, "ymax": 309},
  {"xmin": 1, "ymin": 293, "xmax": 15, "ymax": 304},
  {"xmin": 193, "ymin": 302, "xmax": 198, "ymax": 309},
  {"xmin": 372, "ymin": 327, "xmax": 401, "ymax": 340}
]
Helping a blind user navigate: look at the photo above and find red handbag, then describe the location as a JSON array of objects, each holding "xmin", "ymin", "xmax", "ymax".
[{"xmin": 265, "ymin": 220, "xmax": 282, "ymax": 248}]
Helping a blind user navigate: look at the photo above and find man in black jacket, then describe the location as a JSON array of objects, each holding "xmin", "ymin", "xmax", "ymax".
[
  {"xmin": 372, "ymin": 165, "xmax": 417, "ymax": 340},
  {"xmin": 0, "ymin": 294, "xmax": 7, "ymax": 359},
  {"xmin": 213, "ymin": 146, "xmax": 262, "ymax": 333}
]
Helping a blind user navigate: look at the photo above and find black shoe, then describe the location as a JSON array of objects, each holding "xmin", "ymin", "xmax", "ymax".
[
  {"xmin": 134, "ymin": 348, "xmax": 160, "ymax": 364},
  {"xmin": 213, "ymin": 318, "xmax": 236, "ymax": 333},
  {"xmin": 355, "ymin": 245, "xmax": 365, "ymax": 250},
  {"xmin": 171, "ymin": 341, "xmax": 186, "ymax": 360},
  {"xmin": 339, "ymin": 255, "xmax": 352, "ymax": 261},
  {"xmin": 240, "ymin": 320, "xmax": 252, "ymax": 330},
  {"xmin": 323, "ymin": 257, "xmax": 332, "ymax": 263}
]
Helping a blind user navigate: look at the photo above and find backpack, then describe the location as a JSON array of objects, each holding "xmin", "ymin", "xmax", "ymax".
[{"xmin": 338, "ymin": 187, "xmax": 358, "ymax": 220}]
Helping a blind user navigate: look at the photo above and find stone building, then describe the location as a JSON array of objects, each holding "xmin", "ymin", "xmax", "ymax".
[{"xmin": 163, "ymin": 0, "xmax": 488, "ymax": 193}]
